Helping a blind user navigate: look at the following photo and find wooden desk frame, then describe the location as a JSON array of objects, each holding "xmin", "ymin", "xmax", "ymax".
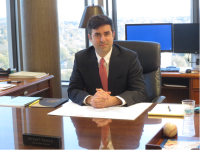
[
  {"xmin": 146, "ymin": 125, "xmax": 199, "ymax": 149},
  {"xmin": 161, "ymin": 72, "xmax": 199, "ymax": 104},
  {"xmin": 0, "ymin": 75, "xmax": 54, "ymax": 98}
]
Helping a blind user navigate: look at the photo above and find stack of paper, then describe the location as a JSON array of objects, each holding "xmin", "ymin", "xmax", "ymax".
[
  {"xmin": 0, "ymin": 96, "xmax": 42, "ymax": 107},
  {"xmin": 0, "ymin": 84, "xmax": 16, "ymax": 91},
  {"xmin": 148, "ymin": 104, "xmax": 184, "ymax": 117},
  {"xmin": 163, "ymin": 84, "xmax": 187, "ymax": 88},
  {"xmin": 9, "ymin": 71, "xmax": 48, "ymax": 78},
  {"xmin": 48, "ymin": 101, "xmax": 153, "ymax": 120}
]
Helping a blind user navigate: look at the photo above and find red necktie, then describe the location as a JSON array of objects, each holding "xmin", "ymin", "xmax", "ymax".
[
  {"xmin": 99, "ymin": 58, "xmax": 108, "ymax": 91},
  {"xmin": 101, "ymin": 124, "xmax": 110, "ymax": 147}
]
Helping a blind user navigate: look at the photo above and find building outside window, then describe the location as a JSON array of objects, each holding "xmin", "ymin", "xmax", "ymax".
[{"xmin": 116, "ymin": 0, "xmax": 192, "ymax": 68}]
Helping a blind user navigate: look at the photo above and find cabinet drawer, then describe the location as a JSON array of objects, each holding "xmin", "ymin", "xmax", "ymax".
[
  {"xmin": 38, "ymin": 81, "xmax": 49, "ymax": 90},
  {"xmin": 192, "ymin": 79, "xmax": 199, "ymax": 89},
  {"xmin": 8, "ymin": 85, "xmax": 37, "ymax": 96},
  {"xmin": 193, "ymin": 90, "xmax": 199, "ymax": 104}
]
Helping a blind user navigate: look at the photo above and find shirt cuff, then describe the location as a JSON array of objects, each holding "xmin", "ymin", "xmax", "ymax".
[
  {"xmin": 83, "ymin": 95, "xmax": 91, "ymax": 105},
  {"xmin": 116, "ymin": 96, "xmax": 126, "ymax": 106}
]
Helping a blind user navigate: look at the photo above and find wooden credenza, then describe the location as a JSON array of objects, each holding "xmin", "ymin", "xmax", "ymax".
[
  {"xmin": 0, "ymin": 75, "xmax": 54, "ymax": 98},
  {"xmin": 161, "ymin": 72, "xmax": 199, "ymax": 104}
]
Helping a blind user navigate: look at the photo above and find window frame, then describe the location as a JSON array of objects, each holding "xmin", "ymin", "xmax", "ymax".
[{"xmin": 8, "ymin": 0, "xmax": 197, "ymax": 82}]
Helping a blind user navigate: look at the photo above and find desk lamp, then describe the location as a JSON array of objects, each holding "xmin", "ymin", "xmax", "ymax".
[
  {"xmin": 79, "ymin": 5, "xmax": 106, "ymax": 28},
  {"xmin": 79, "ymin": 5, "xmax": 106, "ymax": 48}
]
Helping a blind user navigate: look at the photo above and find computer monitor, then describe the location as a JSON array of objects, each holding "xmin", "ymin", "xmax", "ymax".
[
  {"xmin": 125, "ymin": 23, "xmax": 173, "ymax": 52},
  {"xmin": 173, "ymin": 23, "xmax": 199, "ymax": 54}
]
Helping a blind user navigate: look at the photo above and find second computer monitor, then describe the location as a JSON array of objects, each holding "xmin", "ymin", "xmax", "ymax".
[{"xmin": 173, "ymin": 23, "xmax": 199, "ymax": 54}]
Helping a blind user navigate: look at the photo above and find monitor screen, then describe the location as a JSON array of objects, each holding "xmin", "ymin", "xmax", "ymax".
[
  {"xmin": 173, "ymin": 23, "xmax": 199, "ymax": 54},
  {"xmin": 125, "ymin": 23, "xmax": 173, "ymax": 52}
]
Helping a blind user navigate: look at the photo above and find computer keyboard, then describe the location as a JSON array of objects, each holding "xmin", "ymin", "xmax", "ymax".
[{"xmin": 161, "ymin": 68, "xmax": 180, "ymax": 72}]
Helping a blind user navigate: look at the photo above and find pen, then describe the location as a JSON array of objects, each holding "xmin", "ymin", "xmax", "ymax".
[
  {"xmin": 0, "ymin": 79, "xmax": 11, "ymax": 82},
  {"xmin": 168, "ymin": 106, "xmax": 171, "ymax": 112},
  {"xmin": 7, "ymin": 81, "xmax": 21, "ymax": 83},
  {"xmin": 29, "ymin": 100, "xmax": 40, "ymax": 108}
]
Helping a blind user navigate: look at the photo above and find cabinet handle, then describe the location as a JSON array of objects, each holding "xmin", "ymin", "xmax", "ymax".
[{"xmin": 24, "ymin": 91, "xmax": 28, "ymax": 95}]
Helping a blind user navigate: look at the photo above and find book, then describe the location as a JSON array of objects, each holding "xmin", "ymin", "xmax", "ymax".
[
  {"xmin": 161, "ymin": 139, "xmax": 200, "ymax": 150},
  {"xmin": 148, "ymin": 115, "xmax": 184, "ymax": 119},
  {"xmin": 9, "ymin": 71, "xmax": 48, "ymax": 78},
  {"xmin": 148, "ymin": 104, "xmax": 184, "ymax": 117},
  {"xmin": 30, "ymin": 98, "xmax": 68, "ymax": 108},
  {"xmin": 0, "ymin": 96, "xmax": 42, "ymax": 107}
]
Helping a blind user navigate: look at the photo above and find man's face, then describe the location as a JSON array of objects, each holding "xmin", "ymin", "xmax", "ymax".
[{"xmin": 88, "ymin": 24, "xmax": 115, "ymax": 57}]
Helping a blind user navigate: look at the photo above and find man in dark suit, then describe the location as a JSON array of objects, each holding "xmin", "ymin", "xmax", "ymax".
[{"xmin": 68, "ymin": 14, "xmax": 146, "ymax": 108}]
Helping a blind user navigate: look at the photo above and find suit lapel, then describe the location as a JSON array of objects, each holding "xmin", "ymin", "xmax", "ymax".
[
  {"xmin": 87, "ymin": 47, "xmax": 102, "ymax": 89},
  {"xmin": 108, "ymin": 45, "xmax": 121, "ymax": 93}
]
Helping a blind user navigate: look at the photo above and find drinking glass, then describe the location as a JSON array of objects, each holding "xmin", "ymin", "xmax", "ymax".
[
  {"xmin": 182, "ymin": 99, "xmax": 195, "ymax": 137},
  {"xmin": 182, "ymin": 100, "xmax": 195, "ymax": 119}
]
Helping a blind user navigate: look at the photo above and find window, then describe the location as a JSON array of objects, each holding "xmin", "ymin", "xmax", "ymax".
[
  {"xmin": 116, "ymin": 0, "xmax": 193, "ymax": 68},
  {"xmin": 0, "ymin": 0, "xmax": 9, "ymax": 68},
  {"xmin": 57, "ymin": 0, "xmax": 86, "ymax": 81}
]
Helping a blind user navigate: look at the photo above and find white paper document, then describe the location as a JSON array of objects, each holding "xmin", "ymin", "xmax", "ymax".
[
  {"xmin": 0, "ymin": 84, "xmax": 16, "ymax": 91},
  {"xmin": 148, "ymin": 104, "xmax": 184, "ymax": 117},
  {"xmin": 163, "ymin": 84, "xmax": 187, "ymax": 88},
  {"xmin": 48, "ymin": 101, "xmax": 152, "ymax": 120}
]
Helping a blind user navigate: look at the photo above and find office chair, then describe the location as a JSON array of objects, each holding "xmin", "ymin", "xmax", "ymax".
[{"xmin": 114, "ymin": 40, "xmax": 166, "ymax": 103}]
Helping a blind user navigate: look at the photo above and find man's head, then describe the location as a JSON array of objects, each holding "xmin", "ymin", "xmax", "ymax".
[
  {"xmin": 87, "ymin": 15, "xmax": 115, "ymax": 57},
  {"xmin": 87, "ymin": 15, "xmax": 115, "ymax": 36}
]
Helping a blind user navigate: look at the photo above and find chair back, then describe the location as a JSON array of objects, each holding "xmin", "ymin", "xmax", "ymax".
[{"xmin": 114, "ymin": 40, "xmax": 161, "ymax": 102}]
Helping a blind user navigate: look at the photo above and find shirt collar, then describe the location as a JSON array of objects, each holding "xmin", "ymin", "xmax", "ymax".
[{"xmin": 95, "ymin": 47, "xmax": 113, "ymax": 64}]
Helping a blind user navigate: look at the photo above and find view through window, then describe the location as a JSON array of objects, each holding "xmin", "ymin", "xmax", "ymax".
[
  {"xmin": 57, "ymin": 0, "xmax": 86, "ymax": 81},
  {"xmin": 0, "ymin": 0, "xmax": 9, "ymax": 68},
  {"xmin": 116, "ymin": 0, "xmax": 192, "ymax": 68}
]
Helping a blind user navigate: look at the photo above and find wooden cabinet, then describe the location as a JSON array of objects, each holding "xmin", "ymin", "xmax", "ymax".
[
  {"xmin": 0, "ymin": 75, "xmax": 54, "ymax": 98},
  {"xmin": 161, "ymin": 72, "xmax": 199, "ymax": 104},
  {"xmin": 190, "ymin": 78, "xmax": 199, "ymax": 103}
]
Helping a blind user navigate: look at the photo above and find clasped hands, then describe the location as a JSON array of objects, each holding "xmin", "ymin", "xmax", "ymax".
[
  {"xmin": 86, "ymin": 88, "xmax": 122, "ymax": 108},
  {"xmin": 86, "ymin": 88, "xmax": 111, "ymax": 108}
]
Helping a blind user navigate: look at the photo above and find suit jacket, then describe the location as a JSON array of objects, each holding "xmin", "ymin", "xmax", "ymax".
[{"xmin": 67, "ymin": 44, "xmax": 147, "ymax": 106}]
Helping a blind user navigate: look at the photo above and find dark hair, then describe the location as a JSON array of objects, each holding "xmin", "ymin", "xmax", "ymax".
[{"xmin": 87, "ymin": 14, "xmax": 115, "ymax": 36}]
